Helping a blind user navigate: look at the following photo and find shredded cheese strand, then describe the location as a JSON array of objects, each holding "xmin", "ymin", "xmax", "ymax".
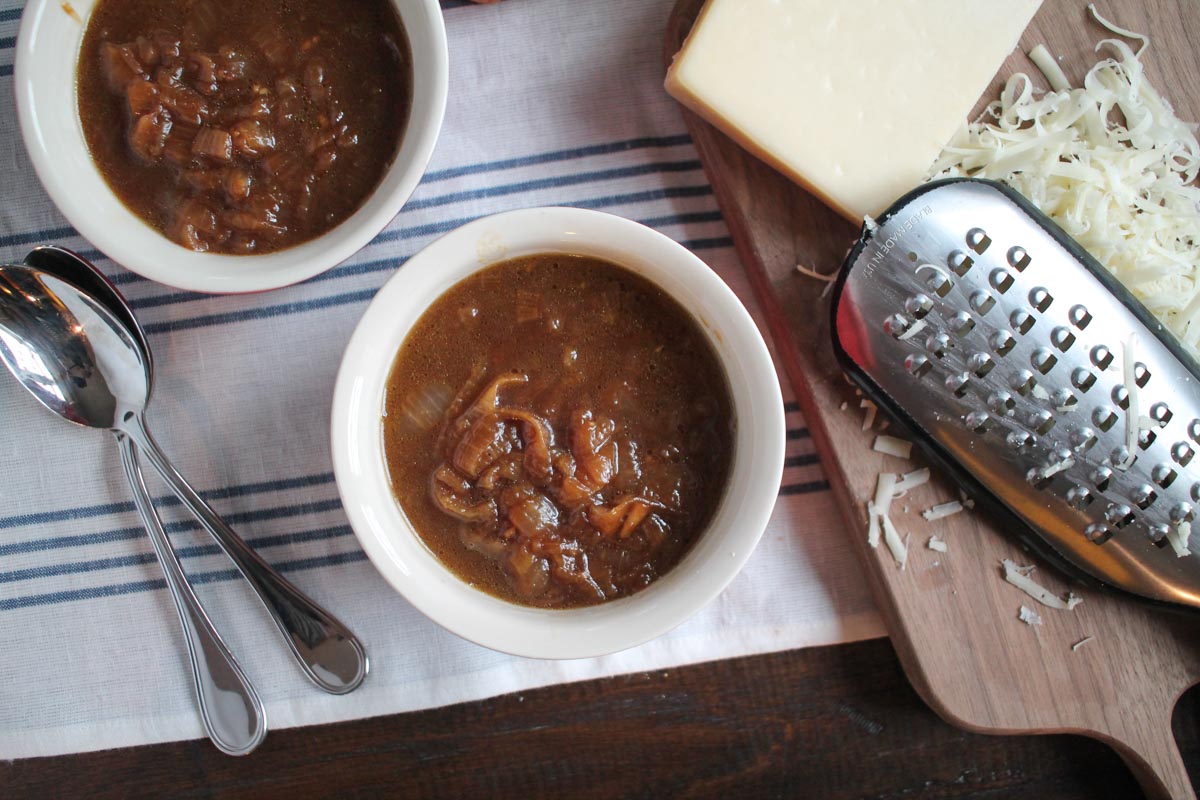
[
  {"xmin": 1001, "ymin": 559, "xmax": 1083, "ymax": 610},
  {"xmin": 1087, "ymin": 3, "xmax": 1148, "ymax": 56}
]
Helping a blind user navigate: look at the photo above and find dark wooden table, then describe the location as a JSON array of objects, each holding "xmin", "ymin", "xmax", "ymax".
[{"xmin": 5, "ymin": 636, "xmax": 1199, "ymax": 798}]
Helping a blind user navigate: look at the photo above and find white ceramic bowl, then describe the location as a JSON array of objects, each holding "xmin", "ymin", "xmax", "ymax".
[
  {"xmin": 14, "ymin": 0, "xmax": 448, "ymax": 293},
  {"xmin": 331, "ymin": 207, "xmax": 785, "ymax": 659}
]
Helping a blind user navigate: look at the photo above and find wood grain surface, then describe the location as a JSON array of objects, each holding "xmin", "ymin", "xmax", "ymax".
[
  {"xmin": 9, "ymin": 638, "xmax": 1200, "ymax": 799},
  {"xmin": 664, "ymin": 2, "xmax": 1200, "ymax": 798}
]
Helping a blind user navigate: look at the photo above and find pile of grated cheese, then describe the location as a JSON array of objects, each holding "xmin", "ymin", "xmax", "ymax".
[{"xmin": 930, "ymin": 19, "xmax": 1200, "ymax": 357}]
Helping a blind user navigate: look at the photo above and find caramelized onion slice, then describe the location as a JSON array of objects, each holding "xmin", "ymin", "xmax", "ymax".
[
  {"xmin": 506, "ymin": 490, "xmax": 560, "ymax": 541},
  {"xmin": 586, "ymin": 496, "xmax": 658, "ymax": 538},
  {"xmin": 570, "ymin": 410, "xmax": 618, "ymax": 488},
  {"xmin": 495, "ymin": 407, "xmax": 555, "ymax": 480},
  {"xmin": 430, "ymin": 465, "xmax": 496, "ymax": 525},
  {"xmin": 452, "ymin": 413, "xmax": 511, "ymax": 479}
]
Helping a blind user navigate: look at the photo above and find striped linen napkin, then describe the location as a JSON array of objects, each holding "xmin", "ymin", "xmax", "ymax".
[{"xmin": 0, "ymin": 0, "xmax": 881, "ymax": 758}]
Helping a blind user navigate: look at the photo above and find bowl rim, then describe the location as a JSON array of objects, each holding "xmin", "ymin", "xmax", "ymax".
[
  {"xmin": 330, "ymin": 206, "xmax": 786, "ymax": 659},
  {"xmin": 14, "ymin": 0, "xmax": 448, "ymax": 294}
]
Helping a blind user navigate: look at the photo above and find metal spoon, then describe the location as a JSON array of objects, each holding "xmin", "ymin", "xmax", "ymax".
[
  {"xmin": 0, "ymin": 261, "xmax": 368, "ymax": 694},
  {"xmin": 19, "ymin": 247, "xmax": 266, "ymax": 755}
]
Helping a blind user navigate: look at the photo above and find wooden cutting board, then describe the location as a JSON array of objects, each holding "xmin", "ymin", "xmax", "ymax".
[{"xmin": 665, "ymin": 2, "xmax": 1200, "ymax": 797}]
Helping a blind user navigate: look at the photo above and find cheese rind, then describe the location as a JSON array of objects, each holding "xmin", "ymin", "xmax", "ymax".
[{"xmin": 665, "ymin": 0, "xmax": 1042, "ymax": 220}]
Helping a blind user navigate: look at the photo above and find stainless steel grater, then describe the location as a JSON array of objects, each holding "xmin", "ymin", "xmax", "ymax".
[{"xmin": 830, "ymin": 177, "xmax": 1200, "ymax": 610}]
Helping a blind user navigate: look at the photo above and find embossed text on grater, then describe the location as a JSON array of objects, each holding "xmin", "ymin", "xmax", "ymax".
[{"xmin": 836, "ymin": 180, "xmax": 1200, "ymax": 606}]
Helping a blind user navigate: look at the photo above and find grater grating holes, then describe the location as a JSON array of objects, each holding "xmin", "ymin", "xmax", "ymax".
[
  {"xmin": 1091, "ymin": 345, "xmax": 1114, "ymax": 370},
  {"xmin": 1007, "ymin": 430, "xmax": 1033, "ymax": 450},
  {"xmin": 969, "ymin": 352, "xmax": 995, "ymax": 378},
  {"xmin": 925, "ymin": 332, "xmax": 950, "ymax": 359},
  {"xmin": 949, "ymin": 311, "xmax": 975, "ymax": 336},
  {"xmin": 1012, "ymin": 370, "xmax": 1036, "ymax": 396},
  {"xmin": 905, "ymin": 294, "xmax": 934, "ymax": 319},
  {"xmin": 1112, "ymin": 385, "xmax": 1130, "ymax": 410},
  {"xmin": 1051, "ymin": 326, "xmax": 1076, "ymax": 352},
  {"xmin": 1071, "ymin": 367, "xmax": 1097, "ymax": 392},
  {"xmin": 1071, "ymin": 427, "xmax": 1098, "ymax": 453},
  {"xmin": 1011, "ymin": 309, "xmax": 1035, "ymax": 335},
  {"xmin": 1138, "ymin": 428, "xmax": 1157, "ymax": 450},
  {"xmin": 990, "ymin": 268, "xmax": 1015, "ymax": 294},
  {"xmin": 1150, "ymin": 402, "xmax": 1172, "ymax": 425},
  {"xmin": 1170, "ymin": 502, "xmax": 1194, "ymax": 523},
  {"xmin": 1028, "ymin": 409, "xmax": 1055, "ymax": 435},
  {"xmin": 1106, "ymin": 503, "xmax": 1135, "ymax": 529},
  {"xmin": 1031, "ymin": 347, "xmax": 1057, "ymax": 374},
  {"xmin": 988, "ymin": 391, "xmax": 1016, "ymax": 415},
  {"xmin": 1067, "ymin": 484, "xmax": 1093, "ymax": 508},
  {"xmin": 1172, "ymin": 442, "xmax": 1194, "ymax": 467},
  {"xmin": 1068, "ymin": 304, "xmax": 1092, "ymax": 329},
  {"xmin": 884, "ymin": 313, "xmax": 910, "ymax": 338},
  {"xmin": 1085, "ymin": 523, "xmax": 1112, "ymax": 544},
  {"xmin": 1091, "ymin": 466, "xmax": 1114, "ymax": 491},
  {"xmin": 1148, "ymin": 523, "xmax": 1169, "ymax": 545},
  {"xmin": 918, "ymin": 265, "xmax": 953, "ymax": 297},
  {"xmin": 969, "ymin": 290, "xmax": 996, "ymax": 315},
  {"xmin": 1153, "ymin": 464, "xmax": 1178, "ymax": 489},
  {"xmin": 965, "ymin": 411, "xmax": 991, "ymax": 433},
  {"xmin": 1029, "ymin": 287, "xmax": 1053, "ymax": 312},
  {"xmin": 1093, "ymin": 407, "xmax": 1119, "ymax": 432},
  {"xmin": 1132, "ymin": 484, "xmax": 1158, "ymax": 510},
  {"xmin": 947, "ymin": 250, "xmax": 973, "ymax": 276},
  {"xmin": 1189, "ymin": 419, "xmax": 1200, "ymax": 443},
  {"xmin": 1007, "ymin": 246, "xmax": 1031, "ymax": 272},
  {"xmin": 1135, "ymin": 363, "xmax": 1151, "ymax": 388},
  {"xmin": 905, "ymin": 353, "xmax": 932, "ymax": 378},
  {"xmin": 946, "ymin": 372, "xmax": 970, "ymax": 398},
  {"xmin": 1052, "ymin": 388, "xmax": 1077, "ymax": 410},
  {"xmin": 966, "ymin": 227, "xmax": 991, "ymax": 254},
  {"xmin": 990, "ymin": 330, "xmax": 1016, "ymax": 356}
]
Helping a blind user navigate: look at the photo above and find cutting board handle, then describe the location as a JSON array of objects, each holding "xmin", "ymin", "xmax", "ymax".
[{"xmin": 1104, "ymin": 713, "xmax": 1193, "ymax": 800}]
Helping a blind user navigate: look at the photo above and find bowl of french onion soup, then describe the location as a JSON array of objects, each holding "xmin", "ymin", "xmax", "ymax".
[
  {"xmin": 15, "ymin": 0, "xmax": 447, "ymax": 292},
  {"xmin": 331, "ymin": 207, "xmax": 786, "ymax": 658}
]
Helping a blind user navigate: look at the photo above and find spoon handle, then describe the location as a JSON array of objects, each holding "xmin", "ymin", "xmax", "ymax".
[
  {"xmin": 122, "ymin": 415, "xmax": 368, "ymax": 695},
  {"xmin": 117, "ymin": 434, "xmax": 267, "ymax": 755}
]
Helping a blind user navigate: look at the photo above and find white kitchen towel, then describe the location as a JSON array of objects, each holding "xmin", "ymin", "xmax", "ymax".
[{"xmin": 0, "ymin": 0, "xmax": 883, "ymax": 759}]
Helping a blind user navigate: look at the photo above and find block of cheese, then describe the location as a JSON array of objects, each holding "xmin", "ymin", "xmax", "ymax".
[{"xmin": 665, "ymin": 0, "xmax": 1042, "ymax": 221}]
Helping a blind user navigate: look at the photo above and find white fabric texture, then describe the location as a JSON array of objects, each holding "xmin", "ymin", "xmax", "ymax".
[{"xmin": 0, "ymin": 0, "xmax": 882, "ymax": 759}]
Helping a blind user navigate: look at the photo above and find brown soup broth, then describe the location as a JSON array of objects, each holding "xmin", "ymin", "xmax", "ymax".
[
  {"xmin": 77, "ymin": 0, "xmax": 411, "ymax": 254},
  {"xmin": 382, "ymin": 254, "xmax": 735, "ymax": 609}
]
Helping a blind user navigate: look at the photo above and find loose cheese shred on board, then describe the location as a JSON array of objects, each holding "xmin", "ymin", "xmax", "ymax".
[
  {"xmin": 1018, "ymin": 605, "xmax": 1044, "ymax": 626},
  {"xmin": 927, "ymin": 535, "xmax": 948, "ymax": 553},
  {"xmin": 892, "ymin": 467, "xmax": 931, "ymax": 497},
  {"xmin": 872, "ymin": 435, "xmax": 913, "ymax": 459},
  {"xmin": 1001, "ymin": 559, "xmax": 1084, "ymax": 610},
  {"xmin": 931, "ymin": 30, "xmax": 1200, "ymax": 357},
  {"xmin": 923, "ymin": 500, "xmax": 965, "ymax": 521},
  {"xmin": 866, "ymin": 501, "xmax": 881, "ymax": 548},
  {"xmin": 860, "ymin": 399, "xmax": 877, "ymax": 431},
  {"xmin": 882, "ymin": 515, "xmax": 908, "ymax": 569},
  {"xmin": 1087, "ymin": 3, "xmax": 1148, "ymax": 56},
  {"xmin": 795, "ymin": 263, "xmax": 838, "ymax": 282},
  {"xmin": 1071, "ymin": 635, "xmax": 1095, "ymax": 651},
  {"xmin": 873, "ymin": 472, "xmax": 897, "ymax": 518},
  {"xmin": 1028, "ymin": 44, "xmax": 1070, "ymax": 93}
]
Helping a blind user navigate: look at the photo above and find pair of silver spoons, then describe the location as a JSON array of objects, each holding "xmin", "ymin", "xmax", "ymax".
[{"xmin": 0, "ymin": 248, "xmax": 368, "ymax": 755}]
